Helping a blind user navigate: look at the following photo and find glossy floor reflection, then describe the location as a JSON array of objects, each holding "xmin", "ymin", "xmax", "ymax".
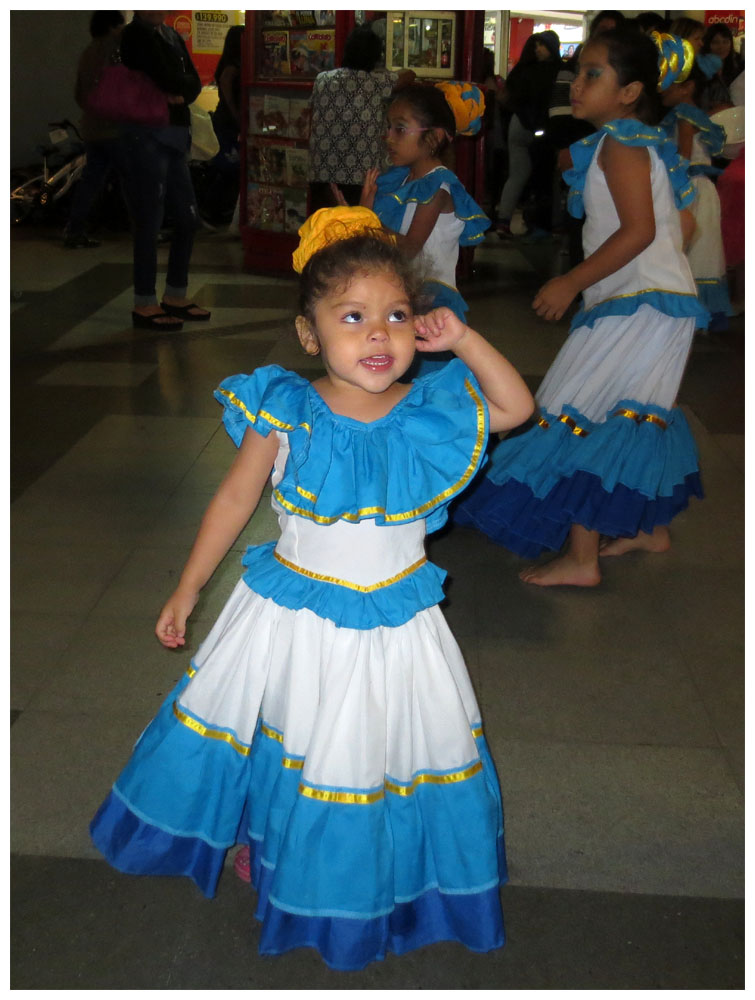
[{"xmin": 11, "ymin": 224, "xmax": 744, "ymax": 988}]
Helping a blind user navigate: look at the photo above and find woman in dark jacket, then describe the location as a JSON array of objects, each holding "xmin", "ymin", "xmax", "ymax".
[
  {"xmin": 495, "ymin": 30, "xmax": 561, "ymax": 237},
  {"xmin": 118, "ymin": 12, "xmax": 209, "ymax": 329}
]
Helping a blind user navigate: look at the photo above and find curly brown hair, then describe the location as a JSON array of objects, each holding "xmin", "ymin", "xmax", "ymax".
[{"xmin": 298, "ymin": 234, "xmax": 422, "ymax": 324}]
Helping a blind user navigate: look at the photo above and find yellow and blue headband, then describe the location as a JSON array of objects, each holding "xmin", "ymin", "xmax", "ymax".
[{"xmin": 652, "ymin": 31, "xmax": 695, "ymax": 91}]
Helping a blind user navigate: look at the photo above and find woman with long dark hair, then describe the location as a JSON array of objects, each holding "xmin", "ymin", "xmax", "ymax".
[{"xmin": 701, "ymin": 23, "xmax": 743, "ymax": 111}]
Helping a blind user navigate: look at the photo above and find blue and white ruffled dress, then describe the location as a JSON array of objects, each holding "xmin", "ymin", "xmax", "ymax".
[
  {"xmin": 373, "ymin": 165, "xmax": 490, "ymax": 322},
  {"xmin": 90, "ymin": 360, "xmax": 507, "ymax": 971},
  {"xmin": 454, "ymin": 119, "xmax": 708, "ymax": 557},
  {"xmin": 661, "ymin": 104, "xmax": 731, "ymax": 328}
]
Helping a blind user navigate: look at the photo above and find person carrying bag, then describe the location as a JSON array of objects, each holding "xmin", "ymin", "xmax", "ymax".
[{"xmin": 113, "ymin": 13, "xmax": 211, "ymax": 331}]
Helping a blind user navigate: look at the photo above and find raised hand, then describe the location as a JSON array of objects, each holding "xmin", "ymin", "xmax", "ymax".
[
  {"xmin": 359, "ymin": 167, "xmax": 380, "ymax": 210},
  {"xmin": 414, "ymin": 307, "xmax": 470, "ymax": 352}
]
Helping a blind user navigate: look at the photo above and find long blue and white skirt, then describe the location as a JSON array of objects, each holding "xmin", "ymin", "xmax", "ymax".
[
  {"xmin": 455, "ymin": 308, "xmax": 703, "ymax": 556},
  {"xmin": 90, "ymin": 582, "xmax": 507, "ymax": 971}
]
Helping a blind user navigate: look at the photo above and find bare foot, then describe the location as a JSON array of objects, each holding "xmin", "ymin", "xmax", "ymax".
[
  {"xmin": 519, "ymin": 555, "xmax": 601, "ymax": 587},
  {"xmin": 599, "ymin": 526, "xmax": 671, "ymax": 557}
]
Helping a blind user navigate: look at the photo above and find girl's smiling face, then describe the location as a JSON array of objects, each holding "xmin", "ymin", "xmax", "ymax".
[
  {"xmin": 570, "ymin": 42, "xmax": 641, "ymax": 126},
  {"xmin": 296, "ymin": 268, "xmax": 416, "ymax": 396}
]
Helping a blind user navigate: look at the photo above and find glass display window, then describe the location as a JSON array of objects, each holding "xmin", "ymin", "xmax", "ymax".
[{"xmin": 385, "ymin": 11, "xmax": 456, "ymax": 77}]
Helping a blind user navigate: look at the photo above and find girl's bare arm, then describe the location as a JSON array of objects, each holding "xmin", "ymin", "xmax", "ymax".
[
  {"xmin": 156, "ymin": 427, "xmax": 279, "ymax": 647},
  {"xmin": 533, "ymin": 138, "xmax": 655, "ymax": 321},
  {"xmin": 414, "ymin": 309, "xmax": 535, "ymax": 434}
]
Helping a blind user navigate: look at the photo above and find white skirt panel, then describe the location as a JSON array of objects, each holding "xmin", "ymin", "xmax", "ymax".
[
  {"xmin": 184, "ymin": 579, "xmax": 482, "ymax": 792},
  {"xmin": 538, "ymin": 307, "xmax": 695, "ymax": 423},
  {"xmin": 687, "ymin": 175, "xmax": 726, "ymax": 281}
]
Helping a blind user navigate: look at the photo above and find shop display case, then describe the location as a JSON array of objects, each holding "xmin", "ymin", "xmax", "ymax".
[
  {"xmin": 240, "ymin": 10, "xmax": 485, "ymax": 275},
  {"xmin": 240, "ymin": 10, "xmax": 354, "ymax": 273}
]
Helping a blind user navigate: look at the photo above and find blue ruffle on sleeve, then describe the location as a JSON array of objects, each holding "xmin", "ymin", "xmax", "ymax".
[
  {"xmin": 661, "ymin": 104, "xmax": 726, "ymax": 158},
  {"xmin": 565, "ymin": 119, "xmax": 696, "ymax": 218},
  {"xmin": 216, "ymin": 360, "xmax": 488, "ymax": 534},
  {"xmin": 215, "ymin": 365, "xmax": 313, "ymax": 447},
  {"xmin": 373, "ymin": 166, "xmax": 490, "ymax": 246}
]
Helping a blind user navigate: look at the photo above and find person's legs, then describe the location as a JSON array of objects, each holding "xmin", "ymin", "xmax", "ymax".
[
  {"xmin": 64, "ymin": 141, "xmax": 114, "ymax": 246},
  {"xmin": 162, "ymin": 147, "xmax": 199, "ymax": 300},
  {"xmin": 519, "ymin": 524, "xmax": 601, "ymax": 587},
  {"xmin": 496, "ymin": 114, "xmax": 534, "ymax": 227},
  {"xmin": 160, "ymin": 148, "xmax": 210, "ymax": 320},
  {"xmin": 114, "ymin": 131, "xmax": 182, "ymax": 327}
]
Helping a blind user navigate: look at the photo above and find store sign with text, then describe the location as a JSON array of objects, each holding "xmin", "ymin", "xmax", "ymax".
[{"xmin": 704, "ymin": 10, "xmax": 744, "ymax": 34}]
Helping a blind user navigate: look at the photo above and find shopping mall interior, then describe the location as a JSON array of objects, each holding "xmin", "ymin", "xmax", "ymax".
[{"xmin": 10, "ymin": 8, "xmax": 744, "ymax": 989}]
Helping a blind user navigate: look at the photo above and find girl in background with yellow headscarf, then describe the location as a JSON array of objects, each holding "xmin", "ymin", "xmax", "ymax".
[{"xmin": 335, "ymin": 82, "xmax": 489, "ymax": 330}]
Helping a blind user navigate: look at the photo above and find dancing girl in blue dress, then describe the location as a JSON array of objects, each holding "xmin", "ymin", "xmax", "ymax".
[
  {"xmin": 455, "ymin": 29, "xmax": 708, "ymax": 587},
  {"xmin": 90, "ymin": 206, "xmax": 534, "ymax": 970}
]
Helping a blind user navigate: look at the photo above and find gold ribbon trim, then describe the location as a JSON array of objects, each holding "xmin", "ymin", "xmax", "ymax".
[
  {"xmin": 272, "ymin": 379, "xmax": 486, "ymax": 524},
  {"xmin": 539, "ymin": 409, "xmax": 668, "ymax": 435},
  {"xmin": 218, "ymin": 388, "xmax": 311, "ymax": 435},
  {"xmin": 613, "ymin": 408, "xmax": 668, "ymax": 430},
  {"xmin": 173, "ymin": 702, "xmax": 251, "ymax": 756},
  {"xmin": 258, "ymin": 721, "xmax": 484, "ymax": 803},
  {"xmin": 299, "ymin": 785, "xmax": 386, "ymax": 804},
  {"xmin": 273, "ymin": 550, "xmax": 427, "ymax": 592},
  {"xmin": 558, "ymin": 414, "xmax": 589, "ymax": 437},
  {"xmin": 385, "ymin": 760, "xmax": 483, "ymax": 796},
  {"xmin": 261, "ymin": 723, "xmax": 283, "ymax": 743},
  {"xmin": 296, "ymin": 485, "xmax": 318, "ymax": 502}
]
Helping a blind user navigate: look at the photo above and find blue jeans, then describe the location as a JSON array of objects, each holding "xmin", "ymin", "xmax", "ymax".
[
  {"xmin": 65, "ymin": 140, "xmax": 117, "ymax": 238},
  {"xmin": 115, "ymin": 129, "xmax": 198, "ymax": 305}
]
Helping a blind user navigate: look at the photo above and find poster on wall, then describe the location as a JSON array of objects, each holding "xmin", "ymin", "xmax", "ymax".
[
  {"xmin": 165, "ymin": 11, "xmax": 245, "ymax": 85},
  {"xmin": 704, "ymin": 10, "xmax": 745, "ymax": 35}
]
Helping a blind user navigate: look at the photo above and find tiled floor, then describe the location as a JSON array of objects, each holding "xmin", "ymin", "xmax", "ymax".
[{"xmin": 11, "ymin": 223, "xmax": 744, "ymax": 988}]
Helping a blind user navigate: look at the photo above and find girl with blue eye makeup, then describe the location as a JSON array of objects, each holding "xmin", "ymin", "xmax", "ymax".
[
  {"xmin": 455, "ymin": 28, "xmax": 709, "ymax": 586},
  {"xmin": 90, "ymin": 206, "xmax": 534, "ymax": 971}
]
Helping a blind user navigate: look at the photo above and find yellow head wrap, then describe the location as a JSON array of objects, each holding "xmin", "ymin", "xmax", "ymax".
[
  {"xmin": 434, "ymin": 81, "xmax": 486, "ymax": 137},
  {"xmin": 651, "ymin": 31, "xmax": 695, "ymax": 91},
  {"xmin": 292, "ymin": 206, "xmax": 395, "ymax": 274}
]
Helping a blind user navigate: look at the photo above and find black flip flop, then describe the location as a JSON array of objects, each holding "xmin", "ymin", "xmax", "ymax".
[
  {"xmin": 160, "ymin": 301, "xmax": 211, "ymax": 321},
  {"xmin": 132, "ymin": 311, "xmax": 183, "ymax": 331}
]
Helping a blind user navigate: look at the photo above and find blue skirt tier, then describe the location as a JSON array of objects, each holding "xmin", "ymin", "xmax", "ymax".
[
  {"xmin": 455, "ymin": 398, "xmax": 703, "ymax": 558},
  {"xmin": 91, "ymin": 593, "xmax": 507, "ymax": 971}
]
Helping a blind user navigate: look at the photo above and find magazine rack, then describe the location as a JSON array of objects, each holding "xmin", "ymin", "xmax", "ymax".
[
  {"xmin": 240, "ymin": 10, "xmax": 354, "ymax": 273},
  {"xmin": 240, "ymin": 10, "xmax": 485, "ymax": 276}
]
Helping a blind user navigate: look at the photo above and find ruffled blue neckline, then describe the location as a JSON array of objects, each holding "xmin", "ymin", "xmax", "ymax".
[
  {"xmin": 373, "ymin": 166, "xmax": 490, "ymax": 245},
  {"xmin": 564, "ymin": 118, "xmax": 695, "ymax": 218},
  {"xmin": 215, "ymin": 360, "xmax": 489, "ymax": 534},
  {"xmin": 660, "ymin": 104, "xmax": 726, "ymax": 158}
]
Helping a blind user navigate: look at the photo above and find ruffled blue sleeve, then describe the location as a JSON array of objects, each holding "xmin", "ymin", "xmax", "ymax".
[
  {"xmin": 373, "ymin": 166, "xmax": 490, "ymax": 245},
  {"xmin": 673, "ymin": 103, "xmax": 726, "ymax": 157},
  {"xmin": 214, "ymin": 365, "xmax": 313, "ymax": 448},
  {"xmin": 565, "ymin": 119, "xmax": 696, "ymax": 217}
]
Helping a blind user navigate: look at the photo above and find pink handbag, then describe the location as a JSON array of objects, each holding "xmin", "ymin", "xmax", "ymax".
[{"xmin": 86, "ymin": 61, "xmax": 169, "ymax": 127}]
